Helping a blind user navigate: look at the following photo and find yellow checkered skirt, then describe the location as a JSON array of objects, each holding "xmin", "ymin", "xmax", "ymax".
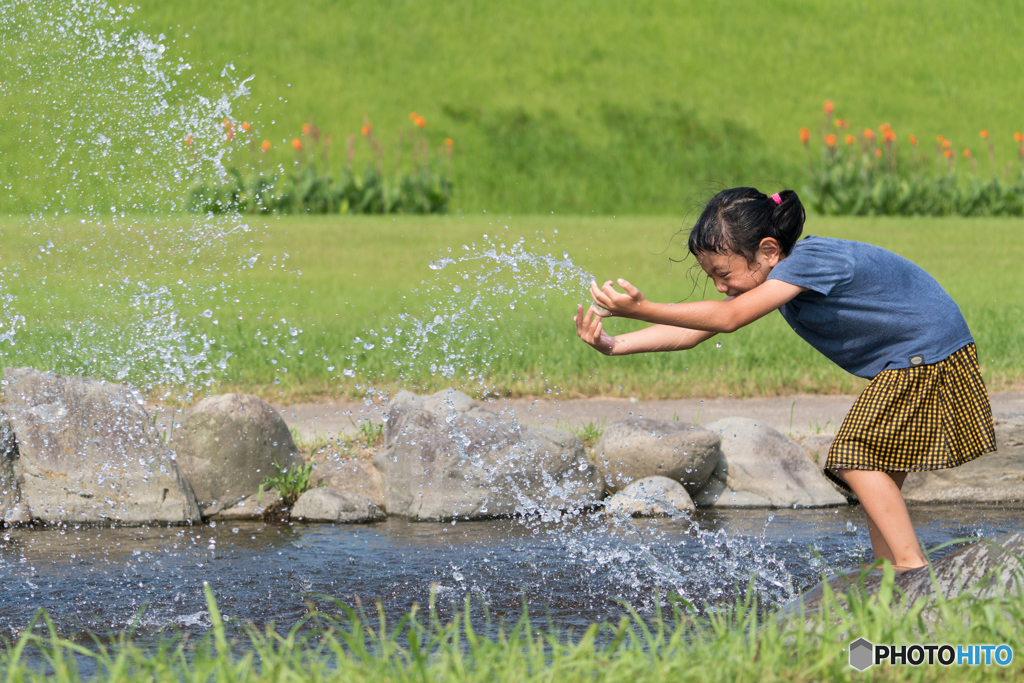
[{"xmin": 824, "ymin": 343, "xmax": 996, "ymax": 493}]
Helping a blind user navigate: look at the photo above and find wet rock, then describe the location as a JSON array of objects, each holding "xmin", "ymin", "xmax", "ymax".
[
  {"xmin": 594, "ymin": 418, "xmax": 720, "ymax": 495},
  {"xmin": 0, "ymin": 409, "xmax": 29, "ymax": 525},
  {"xmin": 291, "ymin": 487, "xmax": 385, "ymax": 523},
  {"xmin": 312, "ymin": 456, "xmax": 386, "ymax": 510},
  {"xmin": 374, "ymin": 389, "xmax": 602, "ymax": 521},
  {"xmin": 605, "ymin": 476, "xmax": 695, "ymax": 517},
  {"xmin": 693, "ymin": 418, "xmax": 848, "ymax": 508},
  {"xmin": 2, "ymin": 367, "xmax": 201, "ymax": 524},
  {"xmin": 171, "ymin": 394, "xmax": 302, "ymax": 509},
  {"xmin": 790, "ymin": 531, "xmax": 1024, "ymax": 615},
  {"xmin": 203, "ymin": 489, "xmax": 278, "ymax": 520}
]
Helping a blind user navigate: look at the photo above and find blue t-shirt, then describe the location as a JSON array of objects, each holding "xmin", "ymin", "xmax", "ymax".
[{"xmin": 765, "ymin": 236, "xmax": 973, "ymax": 379}]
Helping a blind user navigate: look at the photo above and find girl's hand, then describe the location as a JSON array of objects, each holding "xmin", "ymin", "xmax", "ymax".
[
  {"xmin": 574, "ymin": 304, "xmax": 615, "ymax": 355},
  {"xmin": 589, "ymin": 278, "xmax": 647, "ymax": 319}
]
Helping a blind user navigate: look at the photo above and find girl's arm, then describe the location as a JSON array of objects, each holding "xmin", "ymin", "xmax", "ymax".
[
  {"xmin": 574, "ymin": 304, "xmax": 717, "ymax": 356},
  {"xmin": 589, "ymin": 278, "xmax": 805, "ymax": 333}
]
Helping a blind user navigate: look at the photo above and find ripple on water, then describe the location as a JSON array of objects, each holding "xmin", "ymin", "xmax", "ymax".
[{"xmin": 2, "ymin": 505, "xmax": 1022, "ymax": 643}]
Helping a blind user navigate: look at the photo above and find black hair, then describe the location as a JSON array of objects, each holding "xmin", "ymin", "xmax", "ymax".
[{"xmin": 686, "ymin": 187, "xmax": 805, "ymax": 263}]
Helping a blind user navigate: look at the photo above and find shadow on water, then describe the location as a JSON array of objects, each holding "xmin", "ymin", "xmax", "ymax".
[{"xmin": 3, "ymin": 504, "xmax": 1022, "ymax": 647}]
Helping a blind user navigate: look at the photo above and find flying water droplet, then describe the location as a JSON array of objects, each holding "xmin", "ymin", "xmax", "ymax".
[{"xmin": 429, "ymin": 257, "xmax": 456, "ymax": 270}]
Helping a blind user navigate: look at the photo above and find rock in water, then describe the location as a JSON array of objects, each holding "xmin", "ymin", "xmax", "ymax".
[
  {"xmin": 594, "ymin": 418, "xmax": 720, "ymax": 494},
  {"xmin": 171, "ymin": 393, "xmax": 303, "ymax": 510},
  {"xmin": 291, "ymin": 487, "xmax": 385, "ymax": 523},
  {"xmin": 374, "ymin": 389, "xmax": 601, "ymax": 521},
  {"xmin": 605, "ymin": 476, "xmax": 695, "ymax": 517},
  {"xmin": 0, "ymin": 409, "xmax": 28, "ymax": 525},
  {"xmin": 693, "ymin": 417, "xmax": 847, "ymax": 507},
  {"xmin": 312, "ymin": 456, "xmax": 386, "ymax": 510},
  {"xmin": 790, "ymin": 531, "xmax": 1024, "ymax": 615},
  {"xmin": 2, "ymin": 367, "xmax": 201, "ymax": 524}
]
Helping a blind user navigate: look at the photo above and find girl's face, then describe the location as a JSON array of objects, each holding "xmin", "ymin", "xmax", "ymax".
[{"xmin": 695, "ymin": 237, "xmax": 784, "ymax": 297}]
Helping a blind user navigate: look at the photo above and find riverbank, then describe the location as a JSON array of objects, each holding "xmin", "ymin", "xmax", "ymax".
[{"xmin": 275, "ymin": 391, "xmax": 1024, "ymax": 443}]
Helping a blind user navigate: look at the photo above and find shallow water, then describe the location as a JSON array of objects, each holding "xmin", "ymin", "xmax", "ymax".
[{"xmin": 2, "ymin": 505, "xmax": 1022, "ymax": 642}]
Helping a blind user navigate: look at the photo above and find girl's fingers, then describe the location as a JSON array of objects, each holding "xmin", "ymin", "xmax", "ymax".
[{"xmin": 617, "ymin": 278, "xmax": 640, "ymax": 298}]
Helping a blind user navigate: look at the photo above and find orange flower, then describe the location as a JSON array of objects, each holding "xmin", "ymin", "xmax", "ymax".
[
  {"xmin": 241, "ymin": 122, "xmax": 250, "ymax": 131},
  {"xmin": 222, "ymin": 118, "xmax": 230, "ymax": 127},
  {"xmin": 942, "ymin": 139, "xmax": 951, "ymax": 149},
  {"xmin": 823, "ymin": 100, "xmax": 834, "ymax": 115},
  {"xmin": 409, "ymin": 111, "xmax": 418, "ymax": 121},
  {"xmin": 292, "ymin": 138, "xmax": 302, "ymax": 150},
  {"xmin": 963, "ymin": 149, "xmax": 971, "ymax": 158},
  {"xmin": 834, "ymin": 118, "xmax": 845, "ymax": 128},
  {"xmin": 361, "ymin": 124, "xmax": 372, "ymax": 136},
  {"xmin": 302, "ymin": 123, "xmax": 310, "ymax": 135},
  {"xmin": 874, "ymin": 148, "xmax": 882, "ymax": 158},
  {"xmin": 909, "ymin": 135, "xmax": 918, "ymax": 145},
  {"xmin": 936, "ymin": 135, "xmax": 945, "ymax": 144},
  {"xmin": 185, "ymin": 135, "xmax": 193, "ymax": 146},
  {"xmin": 979, "ymin": 130, "xmax": 988, "ymax": 139},
  {"xmin": 1015, "ymin": 132, "xmax": 1023, "ymax": 143},
  {"xmin": 944, "ymin": 149, "xmax": 953, "ymax": 159},
  {"xmin": 413, "ymin": 115, "xmax": 426, "ymax": 128},
  {"xmin": 799, "ymin": 127, "xmax": 810, "ymax": 145},
  {"xmin": 863, "ymin": 128, "xmax": 876, "ymax": 140},
  {"xmin": 845, "ymin": 134, "xmax": 854, "ymax": 145},
  {"xmin": 444, "ymin": 138, "xmax": 454, "ymax": 148},
  {"xmin": 261, "ymin": 140, "xmax": 271, "ymax": 152},
  {"xmin": 825, "ymin": 133, "xmax": 836, "ymax": 147},
  {"xmin": 883, "ymin": 130, "xmax": 896, "ymax": 143}
]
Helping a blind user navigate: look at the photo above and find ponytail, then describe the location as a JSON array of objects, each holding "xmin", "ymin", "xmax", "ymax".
[{"xmin": 687, "ymin": 187, "xmax": 805, "ymax": 262}]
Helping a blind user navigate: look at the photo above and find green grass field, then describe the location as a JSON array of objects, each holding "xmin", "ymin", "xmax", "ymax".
[
  {"xmin": 4, "ymin": 1, "xmax": 1024, "ymax": 214},
  {"xmin": 1, "ymin": 214, "xmax": 1019, "ymax": 401}
]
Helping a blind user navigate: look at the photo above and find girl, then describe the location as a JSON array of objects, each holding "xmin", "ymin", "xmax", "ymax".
[{"xmin": 574, "ymin": 187, "xmax": 996, "ymax": 571}]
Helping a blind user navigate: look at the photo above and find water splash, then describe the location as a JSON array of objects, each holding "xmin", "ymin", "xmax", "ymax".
[
  {"xmin": 341, "ymin": 231, "xmax": 594, "ymax": 390},
  {"xmin": 0, "ymin": 0, "xmax": 276, "ymax": 397}
]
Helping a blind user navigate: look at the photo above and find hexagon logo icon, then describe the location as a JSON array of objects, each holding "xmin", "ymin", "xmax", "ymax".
[{"xmin": 849, "ymin": 637, "xmax": 874, "ymax": 671}]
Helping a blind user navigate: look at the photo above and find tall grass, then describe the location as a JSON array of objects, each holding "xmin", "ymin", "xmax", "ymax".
[{"xmin": 2, "ymin": 570, "xmax": 1023, "ymax": 682}]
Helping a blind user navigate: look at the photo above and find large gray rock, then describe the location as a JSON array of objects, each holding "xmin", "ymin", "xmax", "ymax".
[
  {"xmin": 797, "ymin": 434, "xmax": 835, "ymax": 466},
  {"xmin": 594, "ymin": 418, "xmax": 720, "ymax": 494},
  {"xmin": 171, "ymin": 393, "xmax": 302, "ymax": 508},
  {"xmin": 0, "ymin": 409, "xmax": 28, "ymax": 525},
  {"xmin": 374, "ymin": 389, "xmax": 602, "ymax": 521},
  {"xmin": 790, "ymin": 530, "xmax": 1024, "ymax": 615},
  {"xmin": 886, "ymin": 413, "xmax": 1024, "ymax": 504},
  {"xmin": 605, "ymin": 476, "xmax": 695, "ymax": 517},
  {"xmin": 995, "ymin": 412, "xmax": 1024, "ymax": 451},
  {"xmin": 291, "ymin": 487, "xmax": 385, "ymax": 523},
  {"xmin": 693, "ymin": 418, "xmax": 848, "ymax": 508},
  {"xmin": 2, "ymin": 367, "xmax": 201, "ymax": 524},
  {"xmin": 312, "ymin": 456, "xmax": 386, "ymax": 510},
  {"xmin": 795, "ymin": 414, "xmax": 1024, "ymax": 504}
]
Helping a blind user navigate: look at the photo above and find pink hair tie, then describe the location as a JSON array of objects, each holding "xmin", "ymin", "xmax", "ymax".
[{"xmin": 770, "ymin": 193, "xmax": 782, "ymax": 205}]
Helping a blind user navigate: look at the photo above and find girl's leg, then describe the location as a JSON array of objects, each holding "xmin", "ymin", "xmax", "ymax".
[{"xmin": 835, "ymin": 469, "xmax": 927, "ymax": 570}]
